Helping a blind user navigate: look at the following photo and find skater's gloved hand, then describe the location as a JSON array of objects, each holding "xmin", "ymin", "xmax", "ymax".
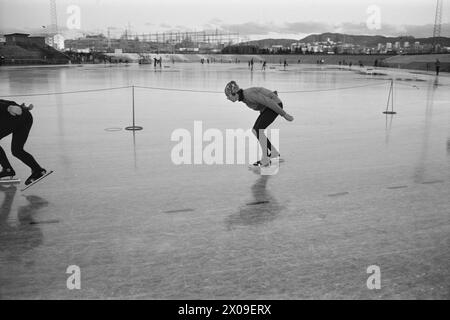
[
  {"xmin": 21, "ymin": 103, "xmax": 34, "ymax": 111},
  {"xmin": 20, "ymin": 103, "xmax": 34, "ymax": 111},
  {"xmin": 283, "ymin": 113, "xmax": 294, "ymax": 121},
  {"xmin": 7, "ymin": 105, "xmax": 22, "ymax": 116}
]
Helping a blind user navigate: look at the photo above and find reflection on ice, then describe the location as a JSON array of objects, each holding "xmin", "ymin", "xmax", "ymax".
[{"xmin": 225, "ymin": 174, "xmax": 283, "ymax": 230}]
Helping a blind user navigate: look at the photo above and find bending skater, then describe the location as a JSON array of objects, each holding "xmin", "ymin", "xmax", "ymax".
[
  {"xmin": 0, "ymin": 99, "xmax": 47, "ymax": 185},
  {"xmin": 224, "ymin": 81, "xmax": 294, "ymax": 167}
]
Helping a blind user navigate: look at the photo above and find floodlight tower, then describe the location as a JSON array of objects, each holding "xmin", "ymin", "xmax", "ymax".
[
  {"xmin": 49, "ymin": 0, "xmax": 58, "ymax": 47},
  {"xmin": 432, "ymin": 0, "xmax": 443, "ymax": 52}
]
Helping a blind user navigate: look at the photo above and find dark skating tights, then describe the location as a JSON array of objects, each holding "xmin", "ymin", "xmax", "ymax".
[
  {"xmin": 0, "ymin": 111, "xmax": 42, "ymax": 172},
  {"xmin": 252, "ymin": 103, "xmax": 283, "ymax": 155}
]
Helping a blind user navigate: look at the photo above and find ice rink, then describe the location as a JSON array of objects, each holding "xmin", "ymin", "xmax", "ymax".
[{"xmin": 0, "ymin": 62, "xmax": 449, "ymax": 299}]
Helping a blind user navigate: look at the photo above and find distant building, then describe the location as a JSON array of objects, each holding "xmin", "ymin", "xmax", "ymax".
[
  {"xmin": 1, "ymin": 32, "xmax": 70, "ymax": 64},
  {"xmin": 386, "ymin": 42, "xmax": 392, "ymax": 51},
  {"xmin": 65, "ymin": 34, "xmax": 151, "ymax": 53},
  {"xmin": 52, "ymin": 34, "xmax": 65, "ymax": 50},
  {"xmin": 177, "ymin": 47, "xmax": 199, "ymax": 52},
  {"xmin": 65, "ymin": 34, "xmax": 108, "ymax": 52},
  {"xmin": 404, "ymin": 41, "xmax": 410, "ymax": 48},
  {"xmin": 4, "ymin": 33, "xmax": 51, "ymax": 49},
  {"xmin": 4, "ymin": 33, "xmax": 30, "ymax": 45},
  {"xmin": 29, "ymin": 36, "xmax": 46, "ymax": 47},
  {"xmin": 290, "ymin": 42, "xmax": 300, "ymax": 52},
  {"xmin": 270, "ymin": 45, "xmax": 284, "ymax": 53},
  {"xmin": 14, "ymin": 33, "xmax": 65, "ymax": 50},
  {"xmin": 290, "ymin": 42, "xmax": 306, "ymax": 53}
]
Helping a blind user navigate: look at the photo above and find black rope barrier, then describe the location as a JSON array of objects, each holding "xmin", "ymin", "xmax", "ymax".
[{"xmin": 0, "ymin": 85, "xmax": 132, "ymax": 98}]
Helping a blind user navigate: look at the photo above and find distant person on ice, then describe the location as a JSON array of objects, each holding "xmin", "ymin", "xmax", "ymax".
[
  {"xmin": 0, "ymin": 99, "xmax": 47, "ymax": 185},
  {"xmin": 224, "ymin": 81, "xmax": 294, "ymax": 167},
  {"xmin": 435, "ymin": 59, "xmax": 440, "ymax": 76}
]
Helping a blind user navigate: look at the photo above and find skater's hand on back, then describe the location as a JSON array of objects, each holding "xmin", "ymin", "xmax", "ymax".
[
  {"xmin": 283, "ymin": 113, "xmax": 294, "ymax": 121},
  {"xmin": 7, "ymin": 105, "xmax": 22, "ymax": 116},
  {"xmin": 21, "ymin": 103, "xmax": 34, "ymax": 111}
]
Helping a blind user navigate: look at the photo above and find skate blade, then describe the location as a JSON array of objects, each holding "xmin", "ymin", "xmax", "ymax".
[
  {"xmin": 21, "ymin": 171, "xmax": 53, "ymax": 192},
  {"xmin": 260, "ymin": 163, "xmax": 279, "ymax": 176},
  {"xmin": 270, "ymin": 157, "xmax": 284, "ymax": 163},
  {"xmin": 0, "ymin": 178, "xmax": 21, "ymax": 184},
  {"xmin": 247, "ymin": 162, "xmax": 280, "ymax": 175}
]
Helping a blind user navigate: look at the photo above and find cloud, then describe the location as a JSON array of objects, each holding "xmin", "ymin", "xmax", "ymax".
[
  {"xmin": 208, "ymin": 18, "xmax": 223, "ymax": 25},
  {"xmin": 282, "ymin": 22, "xmax": 329, "ymax": 34},
  {"xmin": 402, "ymin": 23, "xmax": 450, "ymax": 38},
  {"xmin": 220, "ymin": 22, "xmax": 275, "ymax": 36},
  {"xmin": 329, "ymin": 22, "xmax": 450, "ymax": 37},
  {"xmin": 201, "ymin": 18, "xmax": 226, "ymax": 31}
]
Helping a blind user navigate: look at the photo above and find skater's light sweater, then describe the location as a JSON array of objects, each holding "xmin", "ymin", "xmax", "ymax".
[{"xmin": 238, "ymin": 88, "xmax": 286, "ymax": 116}]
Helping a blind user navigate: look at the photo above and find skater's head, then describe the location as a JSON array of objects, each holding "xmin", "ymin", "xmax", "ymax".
[{"xmin": 225, "ymin": 81, "xmax": 240, "ymax": 102}]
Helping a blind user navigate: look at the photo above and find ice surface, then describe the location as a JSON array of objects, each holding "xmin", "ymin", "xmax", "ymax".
[{"xmin": 0, "ymin": 63, "xmax": 449, "ymax": 299}]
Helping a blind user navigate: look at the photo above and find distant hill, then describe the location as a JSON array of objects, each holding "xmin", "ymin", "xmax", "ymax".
[
  {"xmin": 239, "ymin": 33, "xmax": 450, "ymax": 48},
  {"xmin": 299, "ymin": 32, "xmax": 450, "ymax": 47}
]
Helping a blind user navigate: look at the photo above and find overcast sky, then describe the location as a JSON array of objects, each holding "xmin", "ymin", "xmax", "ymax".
[{"xmin": 1, "ymin": 0, "xmax": 449, "ymax": 39}]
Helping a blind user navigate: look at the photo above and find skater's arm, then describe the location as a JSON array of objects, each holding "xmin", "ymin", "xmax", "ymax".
[
  {"xmin": 248, "ymin": 90, "xmax": 294, "ymax": 121},
  {"xmin": 0, "ymin": 99, "xmax": 19, "ymax": 110},
  {"xmin": 253, "ymin": 93, "xmax": 295, "ymax": 121},
  {"xmin": 0, "ymin": 99, "xmax": 19, "ymax": 114},
  {"xmin": 258, "ymin": 96, "xmax": 294, "ymax": 121},
  {"xmin": 0, "ymin": 99, "xmax": 31, "ymax": 116},
  {"xmin": 253, "ymin": 94, "xmax": 287, "ymax": 116}
]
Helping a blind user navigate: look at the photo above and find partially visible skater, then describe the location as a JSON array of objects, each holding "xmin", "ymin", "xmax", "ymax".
[
  {"xmin": 0, "ymin": 99, "xmax": 47, "ymax": 185},
  {"xmin": 224, "ymin": 81, "xmax": 294, "ymax": 167}
]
